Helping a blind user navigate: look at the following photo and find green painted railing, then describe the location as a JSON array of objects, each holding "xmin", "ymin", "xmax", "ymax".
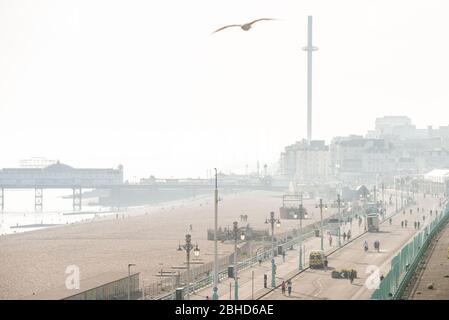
[
  {"xmin": 159, "ymin": 207, "xmax": 361, "ymax": 300},
  {"xmin": 371, "ymin": 200, "xmax": 449, "ymax": 300}
]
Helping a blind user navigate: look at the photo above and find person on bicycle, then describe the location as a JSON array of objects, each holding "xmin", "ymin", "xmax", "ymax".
[{"xmin": 363, "ymin": 240, "xmax": 369, "ymax": 252}]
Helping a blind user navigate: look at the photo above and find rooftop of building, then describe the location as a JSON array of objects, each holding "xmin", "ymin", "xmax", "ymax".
[{"xmin": 425, "ymin": 168, "xmax": 449, "ymax": 178}]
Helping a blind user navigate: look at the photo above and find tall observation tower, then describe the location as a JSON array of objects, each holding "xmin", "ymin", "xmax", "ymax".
[{"xmin": 302, "ymin": 16, "xmax": 318, "ymax": 144}]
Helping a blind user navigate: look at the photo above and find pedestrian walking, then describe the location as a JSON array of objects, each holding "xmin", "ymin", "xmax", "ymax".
[
  {"xmin": 282, "ymin": 251, "xmax": 286, "ymax": 263},
  {"xmin": 287, "ymin": 280, "xmax": 292, "ymax": 296},
  {"xmin": 405, "ymin": 220, "xmax": 408, "ymax": 227},
  {"xmin": 281, "ymin": 281, "xmax": 286, "ymax": 295},
  {"xmin": 423, "ymin": 215, "xmax": 425, "ymax": 222},
  {"xmin": 363, "ymin": 240, "xmax": 369, "ymax": 252},
  {"xmin": 410, "ymin": 209, "xmax": 412, "ymax": 215},
  {"xmin": 418, "ymin": 221, "xmax": 421, "ymax": 229},
  {"xmin": 389, "ymin": 218, "xmax": 392, "ymax": 225},
  {"xmin": 417, "ymin": 207, "xmax": 420, "ymax": 213},
  {"xmin": 329, "ymin": 235, "xmax": 333, "ymax": 247},
  {"xmin": 414, "ymin": 221, "xmax": 417, "ymax": 229},
  {"xmin": 347, "ymin": 230, "xmax": 351, "ymax": 240},
  {"xmin": 343, "ymin": 232, "xmax": 347, "ymax": 242},
  {"xmin": 401, "ymin": 221, "xmax": 404, "ymax": 228},
  {"xmin": 349, "ymin": 269, "xmax": 355, "ymax": 284}
]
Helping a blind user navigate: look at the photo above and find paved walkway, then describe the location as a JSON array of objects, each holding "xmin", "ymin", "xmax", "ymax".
[
  {"xmin": 261, "ymin": 193, "xmax": 442, "ymax": 300},
  {"xmin": 190, "ymin": 190, "xmax": 438, "ymax": 300},
  {"xmin": 408, "ymin": 215, "xmax": 449, "ymax": 299}
]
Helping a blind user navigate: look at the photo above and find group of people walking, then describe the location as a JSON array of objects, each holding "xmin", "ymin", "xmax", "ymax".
[
  {"xmin": 364, "ymin": 239, "xmax": 381, "ymax": 252},
  {"xmin": 281, "ymin": 280, "xmax": 293, "ymax": 296},
  {"xmin": 327, "ymin": 229, "xmax": 352, "ymax": 247},
  {"xmin": 400, "ymin": 219, "xmax": 423, "ymax": 229}
]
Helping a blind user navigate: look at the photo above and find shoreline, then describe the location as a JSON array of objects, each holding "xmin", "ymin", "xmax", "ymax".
[
  {"xmin": 0, "ymin": 190, "xmax": 279, "ymax": 299},
  {"xmin": 0, "ymin": 192, "xmax": 214, "ymax": 237}
]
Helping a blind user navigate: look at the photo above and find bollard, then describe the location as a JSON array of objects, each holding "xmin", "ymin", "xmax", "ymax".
[{"xmin": 175, "ymin": 288, "xmax": 184, "ymax": 300}]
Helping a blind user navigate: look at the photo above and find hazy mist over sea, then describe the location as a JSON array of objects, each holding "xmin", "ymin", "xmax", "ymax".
[{"xmin": 2, "ymin": 0, "xmax": 449, "ymax": 180}]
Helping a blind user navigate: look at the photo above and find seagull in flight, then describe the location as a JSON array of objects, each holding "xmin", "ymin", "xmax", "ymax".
[{"xmin": 212, "ymin": 18, "xmax": 276, "ymax": 34}]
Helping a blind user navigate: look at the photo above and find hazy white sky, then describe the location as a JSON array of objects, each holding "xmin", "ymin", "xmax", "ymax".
[{"xmin": 1, "ymin": 0, "xmax": 449, "ymax": 179}]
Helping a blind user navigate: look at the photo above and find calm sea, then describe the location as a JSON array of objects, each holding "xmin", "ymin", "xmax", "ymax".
[{"xmin": 0, "ymin": 189, "xmax": 113, "ymax": 236}]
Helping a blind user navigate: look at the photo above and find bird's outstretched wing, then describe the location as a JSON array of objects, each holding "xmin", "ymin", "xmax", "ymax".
[
  {"xmin": 248, "ymin": 18, "xmax": 276, "ymax": 26},
  {"xmin": 211, "ymin": 24, "xmax": 242, "ymax": 34}
]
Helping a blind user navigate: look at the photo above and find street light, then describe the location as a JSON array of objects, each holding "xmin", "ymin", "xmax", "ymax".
[
  {"xmin": 337, "ymin": 194, "xmax": 342, "ymax": 247},
  {"xmin": 400, "ymin": 178, "xmax": 404, "ymax": 209},
  {"xmin": 128, "ymin": 263, "xmax": 136, "ymax": 300},
  {"xmin": 177, "ymin": 234, "xmax": 200, "ymax": 300},
  {"xmin": 232, "ymin": 221, "xmax": 245, "ymax": 300},
  {"xmin": 295, "ymin": 192, "xmax": 304, "ymax": 270},
  {"xmin": 359, "ymin": 193, "xmax": 368, "ymax": 231},
  {"xmin": 265, "ymin": 211, "xmax": 280, "ymax": 288},
  {"xmin": 212, "ymin": 168, "xmax": 219, "ymax": 300},
  {"xmin": 394, "ymin": 176, "xmax": 398, "ymax": 213},
  {"xmin": 315, "ymin": 199, "xmax": 327, "ymax": 250},
  {"xmin": 381, "ymin": 181, "xmax": 385, "ymax": 219},
  {"xmin": 194, "ymin": 245, "xmax": 200, "ymax": 257}
]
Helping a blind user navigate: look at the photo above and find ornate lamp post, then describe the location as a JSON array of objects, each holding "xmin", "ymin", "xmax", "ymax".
[
  {"xmin": 395, "ymin": 176, "xmax": 398, "ymax": 213},
  {"xmin": 315, "ymin": 199, "xmax": 328, "ymax": 250},
  {"xmin": 177, "ymin": 234, "xmax": 200, "ymax": 300},
  {"xmin": 381, "ymin": 181, "xmax": 385, "ymax": 219},
  {"xmin": 232, "ymin": 221, "xmax": 245, "ymax": 300},
  {"xmin": 337, "ymin": 194, "xmax": 342, "ymax": 247},
  {"xmin": 212, "ymin": 168, "xmax": 219, "ymax": 300},
  {"xmin": 265, "ymin": 211, "xmax": 280, "ymax": 288},
  {"xmin": 294, "ymin": 193, "xmax": 304, "ymax": 270}
]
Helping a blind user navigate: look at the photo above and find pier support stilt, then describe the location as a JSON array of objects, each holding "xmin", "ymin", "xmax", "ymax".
[
  {"xmin": 35, "ymin": 188, "xmax": 43, "ymax": 212},
  {"xmin": 0, "ymin": 188, "xmax": 4, "ymax": 211},
  {"xmin": 73, "ymin": 187, "xmax": 82, "ymax": 211}
]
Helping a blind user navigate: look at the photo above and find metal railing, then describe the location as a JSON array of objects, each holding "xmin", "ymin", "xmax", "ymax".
[
  {"xmin": 371, "ymin": 200, "xmax": 448, "ymax": 300},
  {"xmin": 156, "ymin": 206, "xmax": 361, "ymax": 300}
]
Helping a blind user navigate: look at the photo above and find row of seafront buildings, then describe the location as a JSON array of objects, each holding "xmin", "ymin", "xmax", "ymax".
[{"xmin": 279, "ymin": 116, "xmax": 449, "ymax": 186}]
